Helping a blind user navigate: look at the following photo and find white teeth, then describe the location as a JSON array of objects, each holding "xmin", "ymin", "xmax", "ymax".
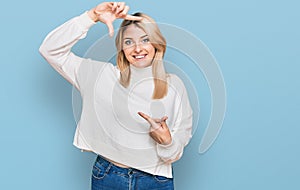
[{"xmin": 134, "ymin": 55, "xmax": 145, "ymax": 59}]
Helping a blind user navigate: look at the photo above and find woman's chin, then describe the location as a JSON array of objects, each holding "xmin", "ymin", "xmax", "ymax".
[{"xmin": 131, "ymin": 61, "xmax": 152, "ymax": 68}]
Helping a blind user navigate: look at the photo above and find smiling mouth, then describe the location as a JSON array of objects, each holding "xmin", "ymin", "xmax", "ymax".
[{"xmin": 133, "ymin": 54, "xmax": 147, "ymax": 59}]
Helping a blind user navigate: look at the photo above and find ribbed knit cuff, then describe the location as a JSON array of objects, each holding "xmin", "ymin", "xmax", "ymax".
[{"xmin": 156, "ymin": 139, "xmax": 179, "ymax": 161}]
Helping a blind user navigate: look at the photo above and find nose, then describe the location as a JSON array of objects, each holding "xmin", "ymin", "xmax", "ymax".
[{"xmin": 134, "ymin": 43, "xmax": 142, "ymax": 53}]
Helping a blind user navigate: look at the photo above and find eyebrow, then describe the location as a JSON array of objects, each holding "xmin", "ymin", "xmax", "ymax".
[{"xmin": 123, "ymin": 35, "xmax": 148, "ymax": 40}]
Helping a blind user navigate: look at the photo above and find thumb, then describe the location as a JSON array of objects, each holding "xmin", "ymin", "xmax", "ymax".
[
  {"xmin": 160, "ymin": 116, "xmax": 168, "ymax": 128},
  {"xmin": 161, "ymin": 116, "xmax": 168, "ymax": 121},
  {"xmin": 106, "ymin": 21, "xmax": 114, "ymax": 37}
]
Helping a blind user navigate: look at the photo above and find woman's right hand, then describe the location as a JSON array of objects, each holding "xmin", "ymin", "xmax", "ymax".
[{"xmin": 88, "ymin": 2, "xmax": 142, "ymax": 37}]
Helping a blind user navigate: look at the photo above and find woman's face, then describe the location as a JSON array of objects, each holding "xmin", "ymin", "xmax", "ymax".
[{"xmin": 122, "ymin": 24, "xmax": 155, "ymax": 68}]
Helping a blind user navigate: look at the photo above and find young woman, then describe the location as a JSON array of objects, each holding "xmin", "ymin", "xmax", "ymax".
[{"xmin": 39, "ymin": 2, "xmax": 193, "ymax": 190}]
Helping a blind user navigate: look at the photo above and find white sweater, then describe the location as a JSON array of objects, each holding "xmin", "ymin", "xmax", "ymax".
[{"xmin": 39, "ymin": 12, "xmax": 193, "ymax": 178}]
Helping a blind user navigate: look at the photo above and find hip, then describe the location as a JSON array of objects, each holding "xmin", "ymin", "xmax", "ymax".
[{"xmin": 91, "ymin": 155, "xmax": 174, "ymax": 190}]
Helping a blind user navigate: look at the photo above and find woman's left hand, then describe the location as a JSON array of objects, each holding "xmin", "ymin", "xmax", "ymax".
[{"xmin": 138, "ymin": 112, "xmax": 172, "ymax": 145}]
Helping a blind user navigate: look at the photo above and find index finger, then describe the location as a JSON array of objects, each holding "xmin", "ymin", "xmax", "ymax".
[
  {"xmin": 138, "ymin": 112, "xmax": 157, "ymax": 125},
  {"xmin": 124, "ymin": 14, "xmax": 143, "ymax": 21},
  {"xmin": 138, "ymin": 112, "xmax": 150, "ymax": 121}
]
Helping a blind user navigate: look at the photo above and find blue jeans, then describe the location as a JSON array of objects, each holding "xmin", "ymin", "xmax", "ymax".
[{"xmin": 91, "ymin": 155, "xmax": 174, "ymax": 190}]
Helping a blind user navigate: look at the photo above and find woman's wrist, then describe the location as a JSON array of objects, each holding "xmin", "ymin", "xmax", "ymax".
[
  {"xmin": 163, "ymin": 139, "xmax": 172, "ymax": 146},
  {"xmin": 87, "ymin": 8, "xmax": 99, "ymax": 22}
]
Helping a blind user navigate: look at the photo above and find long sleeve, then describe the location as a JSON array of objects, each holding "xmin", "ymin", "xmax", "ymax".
[
  {"xmin": 156, "ymin": 75, "xmax": 193, "ymax": 163},
  {"xmin": 39, "ymin": 12, "xmax": 96, "ymax": 89}
]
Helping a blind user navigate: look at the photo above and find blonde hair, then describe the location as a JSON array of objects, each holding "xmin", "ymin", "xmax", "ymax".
[{"xmin": 115, "ymin": 12, "xmax": 168, "ymax": 99}]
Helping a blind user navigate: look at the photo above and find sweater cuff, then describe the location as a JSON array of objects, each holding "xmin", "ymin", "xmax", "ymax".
[
  {"xmin": 157, "ymin": 139, "xmax": 174, "ymax": 148},
  {"xmin": 156, "ymin": 139, "xmax": 179, "ymax": 159},
  {"xmin": 76, "ymin": 11, "xmax": 96, "ymax": 31}
]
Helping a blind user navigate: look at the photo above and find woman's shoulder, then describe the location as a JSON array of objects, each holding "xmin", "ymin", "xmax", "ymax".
[
  {"xmin": 80, "ymin": 58, "xmax": 118, "ymax": 72},
  {"xmin": 77, "ymin": 59, "xmax": 119, "ymax": 80},
  {"xmin": 167, "ymin": 73, "xmax": 186, "ymax": 92}
]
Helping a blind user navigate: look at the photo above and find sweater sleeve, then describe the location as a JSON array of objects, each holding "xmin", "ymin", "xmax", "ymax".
[
  {"xmin": 156, "ymin": 75, "xmax": 193, "ymax": 163},
  {"xmin": 39, "ymin": 12, "xmax": 96, "ymax": 90}
]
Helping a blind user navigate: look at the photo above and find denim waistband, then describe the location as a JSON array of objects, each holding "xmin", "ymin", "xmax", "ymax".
[{"xmin": 96, "ymin": 155, "xmax": 153, "ymax": 177}]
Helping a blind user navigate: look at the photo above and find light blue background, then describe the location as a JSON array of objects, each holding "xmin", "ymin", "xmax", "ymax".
[{"xmin": 1, "ymin": 0, "xmax": 299, "ymax": 189}]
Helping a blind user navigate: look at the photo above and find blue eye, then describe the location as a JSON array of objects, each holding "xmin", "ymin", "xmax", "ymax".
[
  {"xmin": 124, "ymin": 40, "xmax": 132, "ymax": 45},
  {"xmin": 142, "ymin": 38, "xmax": 150, "ymax": 43}
]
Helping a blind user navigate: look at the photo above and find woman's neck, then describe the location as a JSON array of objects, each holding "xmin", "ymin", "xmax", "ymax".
[{"xmin": 130, "ymin": 64, "xmax": 153, "ymax": 80}]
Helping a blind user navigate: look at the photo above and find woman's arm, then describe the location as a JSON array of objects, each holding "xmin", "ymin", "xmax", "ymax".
[
  {"xmin": 39, "ymin": 12, "xmax": 96, "ymax": 89},
  {"xmin": 139, "ymin": 75, "xmax": 193, "ymax": 164},
  {"xmin": 39, "ymin": 2, "xmax": 142, "ymax": 89},
  {"xmin": 156, "ymin": 77, "xmax": 193, "ymax": 163}
]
